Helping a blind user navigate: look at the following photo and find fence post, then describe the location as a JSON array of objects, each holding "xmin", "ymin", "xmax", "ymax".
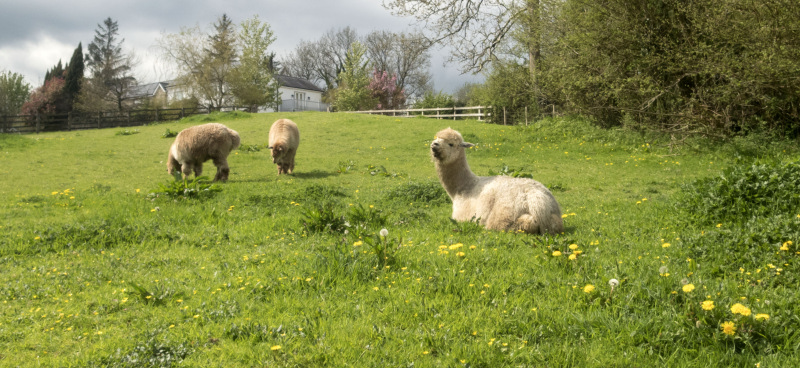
[
  {"xmin": 525, "ymin": 106, "xmax": 528, "ymax": 126},
  {"xmin": 155, "ymin": 108, "xmax": 160, "ymax": 122},
  {"xmin": 503, "ymin": 107, "xmax": 507, "ymax": 126},
  {"xmin": 181, "ymin": 107, "xmax": 185, "ymax": 119},
  {"xmin": 35, "ymin": 113, "xmax": 41, "ymax": 133},
  {"xmin": 98, "ymin": 112, "xmax": 102, "ymax": 129},
  {"xmin": 67, "ymin": 112, "xmax": 72, "ymax": 131}
]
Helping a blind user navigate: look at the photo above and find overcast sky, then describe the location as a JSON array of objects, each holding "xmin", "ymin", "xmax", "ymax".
[{"xmin": 0, "ymin": 0, "xmax": 483, "ymax": 94}]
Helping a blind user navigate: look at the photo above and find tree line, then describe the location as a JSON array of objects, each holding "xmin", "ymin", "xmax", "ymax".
[
  {"xmin": 0, "ymin": 14, "xmax": 442, "ymax": 120},
  {"xmin": 386, "ymin": 0, "xmax": 800, "ymax": 137},
  {"xmin": 3, "ymin": 1, "xmax": 798, "ymax": 137}
]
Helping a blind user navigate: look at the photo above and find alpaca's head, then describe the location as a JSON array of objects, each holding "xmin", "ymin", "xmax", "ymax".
[
  {"xmin": 430, "ymin": 128, "xmax": 474, "ymax": 165},
  {"xmin": 269, "ymin": 143, "xmax": 284, "ymax": 163}
]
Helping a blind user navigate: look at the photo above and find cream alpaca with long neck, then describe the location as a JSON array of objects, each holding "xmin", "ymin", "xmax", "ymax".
[{"xmin": 431, "ymin": 128, "xmax": 564, "ymax": 234}]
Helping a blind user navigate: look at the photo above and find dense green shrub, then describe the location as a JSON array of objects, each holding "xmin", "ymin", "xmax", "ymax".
[{"xmin": 679, "ymin": 160, "xmax": 800, "ymax": 224}]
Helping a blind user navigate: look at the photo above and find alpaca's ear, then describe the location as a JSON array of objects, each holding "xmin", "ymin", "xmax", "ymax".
[
  {"xmin": 268, "ymin": 146, "xmax": 273, "ymax": 149},
  {"xmin": 461, "ymin": 142, "xmax": 475, "ymax": 148}
]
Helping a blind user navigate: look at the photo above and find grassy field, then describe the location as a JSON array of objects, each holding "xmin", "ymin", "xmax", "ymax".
[{"xmin": 1, "ymin": 111, "xmax": 799, "ymax": 367}]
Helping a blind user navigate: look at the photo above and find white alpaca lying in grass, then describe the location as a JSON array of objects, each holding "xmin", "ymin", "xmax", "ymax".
[
  {"xmin": 430, "ymin": 128, "xmax": 564, "ymax": 234},
  {"xmin": 167, "ymin": 123, "xmax": 240, "ymax": 181}
]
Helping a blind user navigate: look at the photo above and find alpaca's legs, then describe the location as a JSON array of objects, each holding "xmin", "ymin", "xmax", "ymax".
[
  {"xmin": 181, "ymin": 162, "xmax": 194, "ymax": 180},
  {"xmin": 213, "ymin": 158, "xmax": 230, "ymax": 181}
]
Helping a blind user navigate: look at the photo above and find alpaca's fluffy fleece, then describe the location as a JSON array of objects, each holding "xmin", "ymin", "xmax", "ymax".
[
  {"xmin": 268, "ymin": 119, "xmax": 300, "ymax": 175},
  {"xmin": 167, "ymin": 123, "xmax": 240, "ymax": 181},
  {"xmin": 430, "ymin": 128, "xmax": 564, "ymax": 234}
]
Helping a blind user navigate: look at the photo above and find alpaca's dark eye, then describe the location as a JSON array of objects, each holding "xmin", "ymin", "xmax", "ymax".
[{"xmin": 448, "ymin": 143, "xmax": 453, "ymax": 147}]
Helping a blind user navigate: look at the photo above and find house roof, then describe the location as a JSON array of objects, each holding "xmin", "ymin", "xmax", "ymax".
[
  {"xmin": 124, "ymin": 82, "xmax": 167, "ymax": 99},
  {"xmin": 275, "ymin": 74, "xmax": 324, "ymax": 92}
]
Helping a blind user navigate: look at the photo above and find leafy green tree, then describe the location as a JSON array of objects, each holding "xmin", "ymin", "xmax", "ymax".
[
  {"xmin": 158, "ymin": 14, "xmax": 238, "ymax": 110},
  {"xmin": 473, "ymin": 61, "xmax": 539, "ymax": 123},
  {"xmin": 0, "ymin": 70, "xmax": 32, "ymax": 116},
  {"xmin": 539, "ymin": 0, "xmax": 800, "ymax": 134},
  {"xmin": 331, "ymin": 42, "xmax": 375, "ymax": 111},
  {"xmin": 229, "ymin": 15, "xmax": 278, "ymax": 112},
  {"xmin": 412, "ymin": 90, "xmax": 455, "ymax": 109},
  {"xmin": 85, "ymin": 17, "xmax": 137, "ymax": 111}
]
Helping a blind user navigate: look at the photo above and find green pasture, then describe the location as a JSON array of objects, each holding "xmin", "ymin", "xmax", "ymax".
[{"xmin": 1, "ymin": 111, "xmax": 799, "ymax": 367}]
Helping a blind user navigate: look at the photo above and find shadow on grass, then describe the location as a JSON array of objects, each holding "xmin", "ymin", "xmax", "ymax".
[
  {"xmin": 228, "ymin": 170, "xmax": 337, "ymax": 182},
  {"xmin": 291, "ymin": 170, "xmax": 337, "ymax": 179}
]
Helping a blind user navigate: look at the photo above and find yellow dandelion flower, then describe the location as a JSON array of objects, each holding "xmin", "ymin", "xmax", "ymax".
[
  {"xmin": 662, "ymin": 243, "xmax": 671, "ymax": 248},
  {"xmin": 568, "ymin": 244, "xmax": 578, "ymax": 250},
  {"xmin": 583, "ymin": 284, "xmax": 595, "ymax": 293},
  {"xmin": 271, "ymin": 345, "xmax": 281, "ymax": 351},
  {"xmin": 449, "ymin": 243, "xmax": 464, "ymax": 250},
  {"xmin": 552, "ymin": 251, "xmax": 562, "ymax": 257},
  {"xmin": 353, "ymin": 241, "xmax": 363, "ymax": 247},
  {"xmin": 701, "ymin": 300, "xmax": 715, "ymax": 311},
  {"xmin": 456, "ymin": 252, "xmax": 466, "ymax": 257},
  {"xmin": 754, "ymin": 314, "xmax": 770, "ymax": 321},
  {"xmin": 721, "ymin": 321, "xmax": 736, "ymax": 336},
  {"xmin": 568, "ymin": 254, "xmax": 577, "ymax": 260},
  {"xmin": 731, "ymin": 303, "xmax": 752, "ymax": 316},
  {"xmin": 682, "ymin": 284, "xmax": 695, "ymax": 293}
]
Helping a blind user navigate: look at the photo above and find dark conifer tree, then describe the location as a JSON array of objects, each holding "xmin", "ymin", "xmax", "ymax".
[{"xmin": 64, "ymin": 43, "xmax": 85, "ymax": 111}]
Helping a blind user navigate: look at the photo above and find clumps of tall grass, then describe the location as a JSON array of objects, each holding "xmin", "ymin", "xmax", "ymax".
[
  {"xmin": 384, "ymin": 180, "xmax": 448, "ymax": 205},
  {"xmin": 679, "ymin": 160, "xmax": 800, "ymax": 225},
  {"xmin": 149, "ymin": 174, "xmax": 221, "ymax": 200},
  {"xmin": 300, "ymin": 203, "xmax": 386, "ymax": 237},
  {"xmin": 95, "ymin": 329, "xmax": 193, "ymax": 367},
  {"xmin": 161, "ymin": 128, "xmax": 178, "ymax": 138},
  {"xmin": 677, "ymin": 160, "xmax": 800, "ymax": 272},
  {"xmin": 115, "ymin": 128, "xmax": 140, "ymax": 136}
]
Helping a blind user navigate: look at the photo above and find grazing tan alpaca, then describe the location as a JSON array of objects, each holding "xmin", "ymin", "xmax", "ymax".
[
  {"xmin": 268, "ymin": 119, "xmax": 300, "ymax": 175},
  {"xmin": 167, "ymin": 123, "xmax": 240, "ymax": 181}
]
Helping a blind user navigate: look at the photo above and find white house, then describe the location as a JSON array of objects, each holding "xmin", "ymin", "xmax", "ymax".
[
  {"xmin": 122, "ymin": 81, "xmax": 169, "ymax": 107},
  {"xmin": 156, "ymin": 75, "xmax": 327, "ymax": 112},
  {"xmin": 272, "ymin": 74, "xmax": 327, "ymax": 112}
]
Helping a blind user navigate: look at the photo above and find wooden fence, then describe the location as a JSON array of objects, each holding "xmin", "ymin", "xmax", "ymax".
[
  {"xmin": 347, "ymin": 106, "xmax": 492, "ymax": 121},
  {"xmin": 0, "ymin": 106, "xmax": 249, "ymax": 134}
]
